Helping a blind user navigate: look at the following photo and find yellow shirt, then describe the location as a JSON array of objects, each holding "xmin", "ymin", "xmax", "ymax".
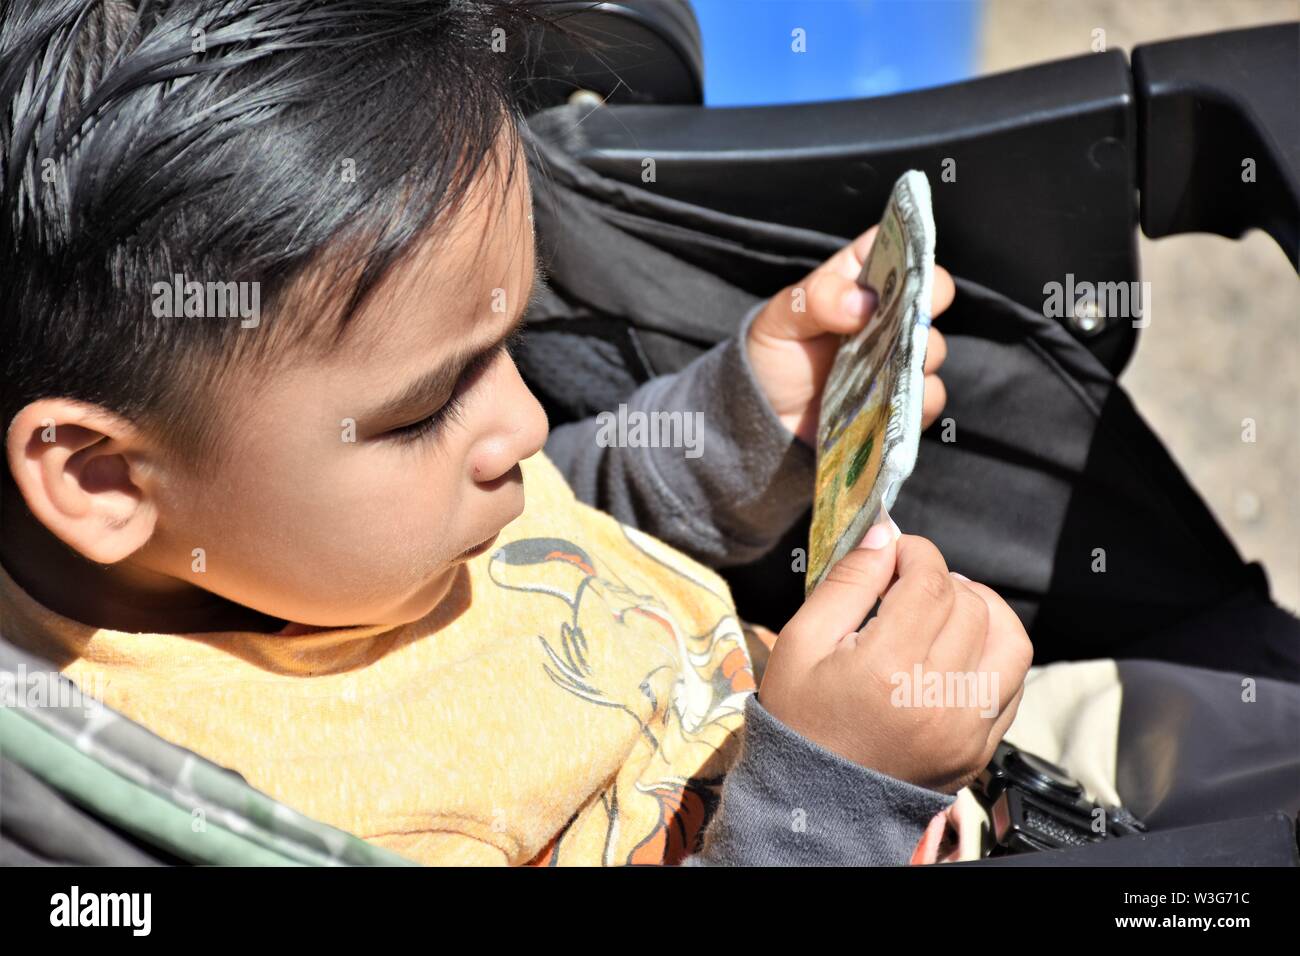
[{"xmin": 0, "ymin": 452, "xmax": 758, "ymax": 865}]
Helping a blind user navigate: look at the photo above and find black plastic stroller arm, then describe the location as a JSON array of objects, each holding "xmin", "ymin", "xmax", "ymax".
[
  {"xmin": 541, "ymin": 20, "xmax": 1297, "ymax": 375},
  {"xmin": 1134, "ymin": 23, "xmax": 1299, "ymax": 267},
  {"xmin": 563, "ymin": 49, "xmax": 1141, "ymax": 371}
]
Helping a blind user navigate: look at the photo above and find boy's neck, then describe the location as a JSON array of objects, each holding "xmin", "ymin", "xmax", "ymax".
[{"xmin": 1, "ymin": 490, "xmax": 290, "ymax": 635}]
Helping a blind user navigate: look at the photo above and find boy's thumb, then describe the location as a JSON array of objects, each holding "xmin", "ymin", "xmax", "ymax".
[{"xmin": 787, "ymin": 512, "xmax": 901, "ymax": 654}]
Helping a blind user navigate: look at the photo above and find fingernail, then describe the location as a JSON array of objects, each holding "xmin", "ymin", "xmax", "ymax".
[
  {"xmin": 951, "ymin": 572, "xmax": 970, "ymax": 582},
  {"xmin": 861, "ymin": 522, "xmax": 894, "ymax": 549},
  {"xmin": 881, "ymin": 503, "xmax": 902, "ymax": 542},
  {"xmin": 841, "ymin": 286, "xmax": 873, "ymax": 319},
  {"xmin": 860, "ymin": 505, "xmax": 901, "ymax": 550}
]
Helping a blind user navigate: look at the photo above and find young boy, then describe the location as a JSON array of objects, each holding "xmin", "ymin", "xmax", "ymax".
[{"xmin": 0, "ymin": 0, "xmax": 1031, "ymax": 865}]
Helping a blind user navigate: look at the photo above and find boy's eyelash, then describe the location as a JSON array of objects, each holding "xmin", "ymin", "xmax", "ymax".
[
  {"xmin": 386, "ymin": 328, "xmax": 525, "ymax": 445},
  {"xmin": 387, "ymin": 392, "xmax": 468, "ymax": 445}
]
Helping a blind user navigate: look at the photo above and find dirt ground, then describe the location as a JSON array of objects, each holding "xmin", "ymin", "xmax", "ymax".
[{"xmin": 980, "ymin": 0, "xmax": 1299, "ymax": 611}]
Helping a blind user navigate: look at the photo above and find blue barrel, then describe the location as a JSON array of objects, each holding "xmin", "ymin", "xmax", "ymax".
[{"xmin": 692, "ymin": 0, "xmax": 983, "ymax": 106}]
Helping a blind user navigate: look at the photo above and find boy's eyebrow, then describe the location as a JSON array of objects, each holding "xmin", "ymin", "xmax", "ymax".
[{"xmin": 365, "ymin": 250, "xmax": 548, "ymax": 423}]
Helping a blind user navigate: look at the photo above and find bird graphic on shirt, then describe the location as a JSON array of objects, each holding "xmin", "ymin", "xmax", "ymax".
[{"xmin": 487, "ymin": 531, "xmax": 754, "ymax": 865}]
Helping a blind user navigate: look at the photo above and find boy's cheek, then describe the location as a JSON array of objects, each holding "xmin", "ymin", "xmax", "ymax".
[
  {"xmin": 161, "ymin": 427, "xmax": 470, "ymax": 622},
  {"xmin": 183, "ymin": 473, "xmax": 451, "ymax": 601},
  {"xmin": 190, "ymin": 526, "xmax": 453, "ymax": 628}
]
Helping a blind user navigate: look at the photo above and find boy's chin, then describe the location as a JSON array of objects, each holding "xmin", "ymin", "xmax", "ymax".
[
  {"xmin": 272, "ymin": 553, "xmax": 482, "ymax": 634},
  {"xmin": 453, "ymin": 530, "xmax": 500, "ymax": 561},
  {"xmin": 389, "ymin": 561, "xmax": 468, "ymax": 625},
  {"xmin": 396, "ymin": 530, "xmax": 504, "ymax": 620}
]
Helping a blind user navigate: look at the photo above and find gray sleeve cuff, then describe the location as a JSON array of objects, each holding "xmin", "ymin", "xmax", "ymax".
[
  {"xmin": 682, "ymin": 693, "xmax": 955, "ymax": 867},
  {"xmin": 543, "ymin": 301, "xmax": 817, "ymax": 568}
]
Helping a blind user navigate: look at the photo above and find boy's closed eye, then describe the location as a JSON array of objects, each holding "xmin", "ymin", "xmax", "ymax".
[
  {"xmin": 381, "ymin": 324, "xmax": 527, "ymax": 445},
  {"xmin": 364, "ymin": 244, "xmax": 546, "ymax": 445}
]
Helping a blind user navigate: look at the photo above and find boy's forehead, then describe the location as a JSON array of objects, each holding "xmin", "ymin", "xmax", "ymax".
[
  {"xmin": 202, "ymin": 130, "xmax": 534, "ymax": 450},
  {"xmin": 332, "ymin": 135, "xmax": 534, "ymax": 365}
]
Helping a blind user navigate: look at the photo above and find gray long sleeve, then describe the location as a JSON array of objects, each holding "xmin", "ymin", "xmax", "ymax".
[
  {"xmin": 542, "ymin": 302, "xmax": 816, "ymax": 569},
  {"xmin": 682, "ymin": 693, "xmax": 956, "ymax": 866},
  {"xmin": 542, "ymin": 306, "xmax": 951, "ymax": 865}
]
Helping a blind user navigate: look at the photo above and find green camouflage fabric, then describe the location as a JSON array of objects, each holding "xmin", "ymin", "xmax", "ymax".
[{"xmin": 0, "ymin": 638, "xmax": 416, "ymax": 866}]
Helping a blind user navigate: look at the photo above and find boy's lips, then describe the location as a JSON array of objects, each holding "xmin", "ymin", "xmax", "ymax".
[
  {"xmin": 457, "ymin": 531, "xmax": 499, "ymax": 560},
  {"xmin": 456, "ymin": 495, "xmax": 523, "ymax": 561}
]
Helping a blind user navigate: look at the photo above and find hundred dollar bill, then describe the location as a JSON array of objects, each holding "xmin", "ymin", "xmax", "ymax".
[{"xmin": 806, "ymin": 170, "xmax": 936, "ymax": 594}]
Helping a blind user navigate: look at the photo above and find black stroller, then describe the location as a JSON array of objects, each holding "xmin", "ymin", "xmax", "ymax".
[
  {"xmin": 514, "ymin": 5, "xmax": 1300, "ymax": 865},
  {"xmin": 2, "ymin": 3, "xmax": 1297, "ymax": 866}
]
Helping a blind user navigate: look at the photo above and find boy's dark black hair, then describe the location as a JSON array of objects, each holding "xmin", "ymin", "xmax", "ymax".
[{"xmin": 0, "ymin": 0, "xmax": 572, "ymax": 463}]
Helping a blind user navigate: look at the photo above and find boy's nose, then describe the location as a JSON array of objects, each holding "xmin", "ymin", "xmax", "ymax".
[{"xmin": 470, "ymin": 361, "xmax": 549, "ymax": 484}]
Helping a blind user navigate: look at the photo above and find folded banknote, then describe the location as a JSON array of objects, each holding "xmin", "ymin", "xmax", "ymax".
[{"xmin": 806, "ymin": 170, "xmax": 936, "ymax": 593}]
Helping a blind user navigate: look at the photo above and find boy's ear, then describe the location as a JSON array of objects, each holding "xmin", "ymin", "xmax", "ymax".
[{"xmin": 5, "ymin": 399, "xmax": 160, "ymax": 564}]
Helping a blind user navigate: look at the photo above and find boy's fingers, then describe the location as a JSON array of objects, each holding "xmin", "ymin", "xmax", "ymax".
[
  {"xmin": 960, "ymin": 579, "xmax": 1034, "ymax": 713},
  {"xmin": 923, "ymin": 327, "xmax": 946, "ymax": 373},
  {"xmin": 811, "ymin": 224, "xmax": 880, "ymax": 288},
  {"xmin": 926, "ymin": 578, "xmax": 990, "ymax": 673},
  {"xmin": 844, "ymin": 225, "xmax": 880, "ymax": 276},
  {"xmin": 771, "ymin": 223, "xmax": 880, "ymax": 338},
  {"xmin": 921, "ymin": 374, "xmax": 946, "ymax": 429},
  {"xmin": 758, "ymin": 268, "xmax": 872, "ymax": 341},
  {"xmin": 932, "ymin": 265, "xmax": 956, "ymax": 317},
  {"xmin": 831, "ymin": 228, "xmax": 951, "ymax": 316},
  {"xmin": 818, "ymin": 271, "xmax": 878, "ymax": 335},
  {"xmin": 784, "ymin": 525, "xmax": 900, "ymax": 656},
  {"xmin": 767, "ymin": 228, "xmax": 951, "ymax": 340},
  {"xmin": 982, "ymin": 683, "xmax": 1026, "ymax": 754},
  {"xmin": 870, "ymin": 534, "xmax": 955, "ymax": 659}
]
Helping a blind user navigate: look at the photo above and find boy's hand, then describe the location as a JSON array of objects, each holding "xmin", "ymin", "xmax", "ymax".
[
  {"xmin": 758, "ymin": 527, "xmax": 1032, "ymax": 794},
  {"xmin": 746, "ymin": 226, "xmax": 956, "ymax": 447}
]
